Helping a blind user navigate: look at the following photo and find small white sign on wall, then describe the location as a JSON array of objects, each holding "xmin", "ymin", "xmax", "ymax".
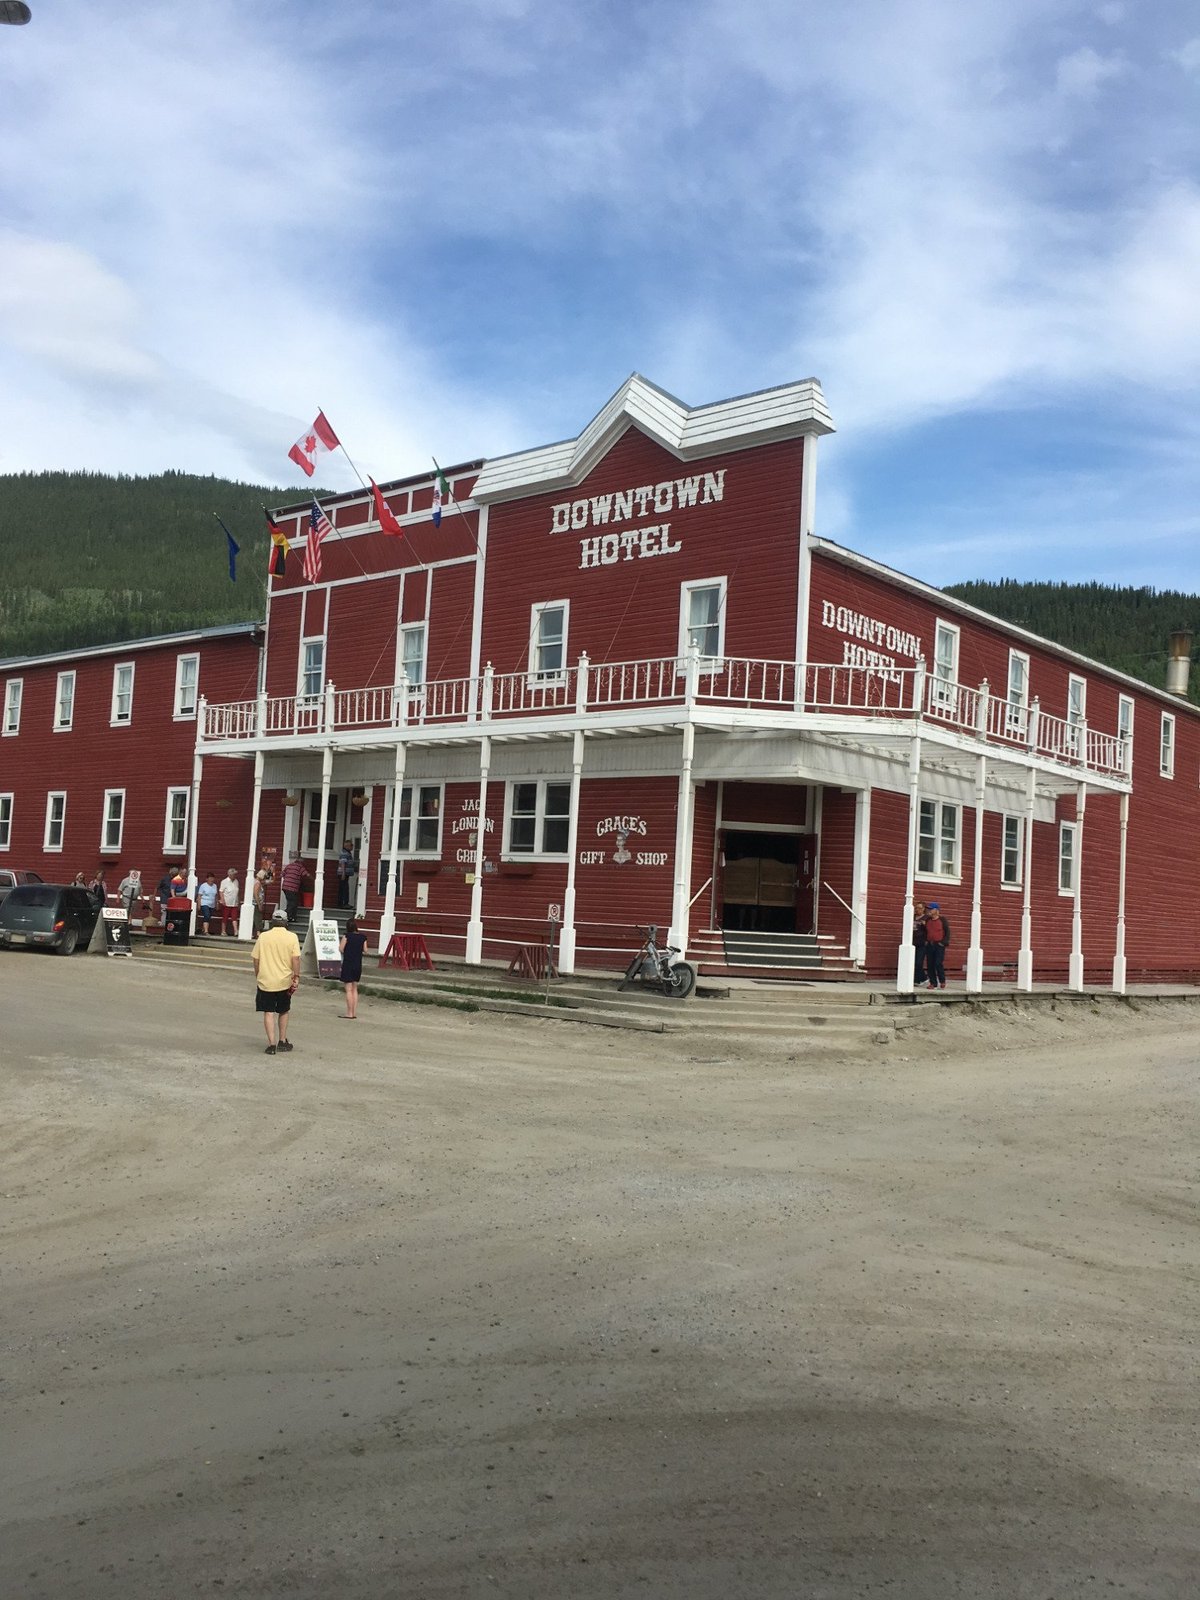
[{"xmin": 416, "ymin": 881, "xmax": 429, "ymax": 909}]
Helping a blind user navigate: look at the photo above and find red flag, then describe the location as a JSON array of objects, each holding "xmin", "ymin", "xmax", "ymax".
[
  {"xmin": 370, "ymin": 478, "xmax": 404, "ymax": 538},
  {"xmin": 288, "ymin": 410, "xmax": 339, "ymax": 477}
]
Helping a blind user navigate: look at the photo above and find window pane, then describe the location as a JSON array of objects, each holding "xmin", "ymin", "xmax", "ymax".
[
  {"xmin": 938, "ymin": 805, "xmax": 957, "ymax": 873},
  {"xmin": 535, "ymin": 608, "xmax": 565, "ymax": 675},
  {"xmin": 687, "ymin": 587, "xmax": 721, "ymax": 656},
  {"xmin": 510, "ymin": 816, "xmax": 536, "ymax": 852},
  {"xmin": 402, "ymin": 628, "xmax": 425, "ymax": 685},
  {"xmin": 917, "ymin": 799, "xmax": 935, "ymax": 875},
  {"xmin": 513, "ymin": 783, "xmax": 537, "ymax": 815}
]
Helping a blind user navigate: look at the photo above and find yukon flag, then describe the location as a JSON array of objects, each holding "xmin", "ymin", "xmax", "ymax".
[
  {"xmin": 431, "ymin": 466, "xmax": 448, "ymax": 527},
  {"xmin": 370, "ymin": 478, "xmax": 404, "ymax": 538},
  {"xmin": 265, "ymin": 509, "xmax": 290, "ymax": 576},
  {"xmin": 288, "ymin": 410, "xmax": 340, "ymax": 477}
]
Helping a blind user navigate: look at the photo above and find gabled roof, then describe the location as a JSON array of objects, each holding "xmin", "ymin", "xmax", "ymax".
[{"xmin": 471, "ymin": 374, "xmax": 835, "ymax": 505}]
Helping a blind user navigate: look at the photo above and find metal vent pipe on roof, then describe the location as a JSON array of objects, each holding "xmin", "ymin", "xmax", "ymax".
[{"xmin": 1165, "ymin": 630, "xmax": 1193, "ymax": 698}]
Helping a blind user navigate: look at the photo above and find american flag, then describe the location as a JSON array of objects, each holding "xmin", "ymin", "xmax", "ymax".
[{"xmin": 304, "ymin": 499, "xmax": 333, "ymax": 584}]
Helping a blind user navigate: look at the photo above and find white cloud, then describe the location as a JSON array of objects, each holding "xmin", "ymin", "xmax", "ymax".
[
  {"xmin": 1055, "ymin": 45, "xmax": 1126, "ymax": 96},
  {"xmin": 1173, "ymin": 37, "xmax": 1200, "ymax": 74}
]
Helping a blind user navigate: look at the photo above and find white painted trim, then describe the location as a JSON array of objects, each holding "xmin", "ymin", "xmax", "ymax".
[
  {"xmin": 109, "ymin": 660, "xmax": 135, "ymax": 727},
  {"xmin": 163, "ymin": 786, "xmax": 190, "ymax": 853},
  {"xmin": 100, "ymin": 787, "xmax": 126, "ymax": 854},
  {"xmin": 174, "ymin": 653, "xmax": 200, "ymax": 720},
  {"xmin": 0, "ymin": 791, "xmax": 13, "ymax": 851},
  {"xmin": 54, "ymin": 670, "xmax": 75, "ymax": 732},
  {"xmin": 3, "ymin": 677, "xmax": 23, "ymax": 736},
  {"xmin": 44, "ymin": 790, "xmax": 66, "ymax": 851}
]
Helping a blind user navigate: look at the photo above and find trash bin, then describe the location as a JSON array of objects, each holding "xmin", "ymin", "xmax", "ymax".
[{"xmin": 164, "ymin": 895, "xmax": 192, "ymax": 946}]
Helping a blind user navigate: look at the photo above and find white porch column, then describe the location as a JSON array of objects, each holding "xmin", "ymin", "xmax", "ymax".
[
  {"xmin": 237, "ymin": 749, "xmax": 265, "ymax": 939},
  {"xmin": 311, "ymin": 744, "xmax": 334, "ymax": 916},
  {"xmin": 559, "ymin": 728, "xmax": 586, "ymax": 974},
  {"xmin": 851, "ymin": 788, "xmax": 871, "ymax": 966},
  {"xmin": 185, "ymin": 749, "xmax": 203, "ymax": 935},
  {"xmin": 669, "ymin": 648, "xmax": 699, "ymax": 952},
  {"xmin": 1069, "ymin": 780, "xmax": 1087, "ymax": 992},
  {"xmin": 378, "ymin": 742, "xmax": 408, "ymax": 949},
  {"xmin": 355, "ymin": 790, "xmax": 373, "ymax": 919},
  {"xmin": 465, "ymin": 734, "xmax": 491, "ymax": 964},
  {"xmin": 1112, "ymin": 791, "xmax": 1129, "ymax": 994},
  {"xmin": 895, "ymin": 665, "xmax": 926, "ymax": 993},
  {"xmin": 793, "ymin": 431, "xmax": 818, "ymax": 712},
  {"xmin": 1017, "ymin": 767, "xmax": 1036, "ymax": 990},
  {"xmin": 965, "ymin": 753, "xmax": 987, "ymax": 992}
]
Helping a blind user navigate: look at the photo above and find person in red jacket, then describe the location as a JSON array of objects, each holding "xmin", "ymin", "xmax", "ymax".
[
  {"xmin": 924, "ymin": 902, "xmax": 951, "ymax": 990},
  {"xmin": 280, "ymin": 852, "xmax": 308, "ymax": 923}
]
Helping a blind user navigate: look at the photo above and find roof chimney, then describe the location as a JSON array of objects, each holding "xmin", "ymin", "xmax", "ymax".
[{"xmin": 1165, "ymin": 630, "xmax": 1193, "ymax": 698}]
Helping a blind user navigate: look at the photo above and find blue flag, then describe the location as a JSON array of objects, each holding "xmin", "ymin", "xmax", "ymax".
[{"xmin": 215, "ymin": 516, "xmax": 240, "ymax": 582}]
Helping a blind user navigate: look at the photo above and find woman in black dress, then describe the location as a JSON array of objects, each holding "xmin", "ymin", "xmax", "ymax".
[{"xmin": 338, "ymin": 916, "xmax": 368, "ymax": 1019}]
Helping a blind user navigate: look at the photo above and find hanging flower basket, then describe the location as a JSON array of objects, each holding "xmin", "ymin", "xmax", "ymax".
[
  {"xmin": 351, "ymin": 792, "xmax": 369, "ymax": 807},
  {"xmin": 283, "ymin": 792, "xmax": 300, "ymax": 807}
]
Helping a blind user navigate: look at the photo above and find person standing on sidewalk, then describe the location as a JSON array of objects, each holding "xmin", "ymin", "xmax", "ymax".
[
  {"xmin": 217, "ymin": 867, "xmax": 241, "ymax": 936},
  {"xmin": 252, "ymin": 909, "xmax": 302, "ymax": 1055},
  {"xmin": 924, "ymin": 902, "xmax": 951, "ymax": 990}
]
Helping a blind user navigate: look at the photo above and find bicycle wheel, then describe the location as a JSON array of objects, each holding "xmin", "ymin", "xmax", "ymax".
[
  {"xmin": 664, "ymin": 961, "xmax": 696, "ymax": 999},
  {"xmin": 619, "ymin": 953, "xmax": 644, "ymax": 992}
]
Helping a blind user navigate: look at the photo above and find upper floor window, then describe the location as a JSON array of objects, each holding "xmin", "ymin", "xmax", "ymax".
[
  {"xmin": 917, "ymin": 798, "xmax": 960, "ymax": 879},
  {"xmin": 299, "ymin": 638, "xmax": 325, "ymax": 702},
  {"xmin": 400, "ymin": 624, "xmax": 426, "ymax": 688},
  {"xmin": 175, "ymin": 653, "xmax": 199, "ymax": 719},
  {"xmin": 932, "ymin": 620, "xmax": 959, "ymax": 707},
  {"xmin": 3, "ymin": 678, "xmax": 22, "ymax": 735},
  {"xmin": 1059, "ymin": 820, "xmax": 1077, "ymax": 894},
  {"xmin": 54, "ymin": 671, "xmax": 75, "ymax": 731},
  {"xmin": 530, "ymin": 601, "xmax": 568, "ymax": 681},
  {"xmin": 1117, "ymin": 694, "xmax": 1134, "ymax": 770},
  {"xmin": 506, "ymin": 780, "xmax": 571, "ymax": 857},
  {"xmin": 1160, "ymin": 711, "xmax": 1175, "ymax": 778},
  {"xmin": 1066, "ymin": 673, "xmax": 1086, "ymax": 757},
  {"xmin": 1001, "ymin": 814, "xmax": 1023, "ymax": 887},
  {"xmin": 101, "ymin": 789, "xmax": 126, "ymax": 853},
  {"xmin": 680, "ymin": 577, "xmax": 726, "ymax": 667},
  {"xmin": 0, "ymin": 793, "xmax": 12, "ymax": 850},
  {"xmin": 1006, "ymin": 650, "xmax": 1030, "ymax": 735},
  {"xmin": 44, "ymin": 791, "xmax": 66, "ymax": 851},
  {"xmin": 111, "ymin": 662, "xmax": 135, "ymax": 725}
]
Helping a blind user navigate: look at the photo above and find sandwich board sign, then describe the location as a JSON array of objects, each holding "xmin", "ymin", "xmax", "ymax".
[
  {"xmin": 310, "ymin": 919, "xmax": 342, "ymax": 978},
  {"xmin": 99, "ymin": 906, "xmax": 133, "ymax": 956}
]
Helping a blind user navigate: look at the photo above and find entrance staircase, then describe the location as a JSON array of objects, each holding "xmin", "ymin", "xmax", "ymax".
[{"xmin": 689, "ymin": 927, "xmax": 858, "ymax": 981}]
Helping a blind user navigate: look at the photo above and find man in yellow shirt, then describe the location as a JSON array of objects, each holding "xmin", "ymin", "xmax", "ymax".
[{"xmin": 252, "ymin": 908, "xmax": 302, "ymax": 1054}]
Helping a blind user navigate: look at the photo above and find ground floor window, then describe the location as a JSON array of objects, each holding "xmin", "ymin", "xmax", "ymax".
[
  {"xmin": 44, "ymin": 791, "xmax": 66, "ymax": 851},
  {"xmin": 1059, "ymin": 820, "xmax": 1077, "ymax": 894},
  {"xmin": 1001, "ymin": 814, "xmax": 1023, "ymax": 887},
  {"xmin": 917, "ymin": 798, "xmax": 959, "ymax": 878},
  {"xmin": 382, "ymin": 783, "xmax": 443, "ymax": 855},
  {"xmin": 304, "ymin": 790, "xmax": 339, "ymax": 853},
  {"xmin": 506, "ymin": 780, "xmax": 571, "ymax": 856},
  {"xmin": 0, "ymin": 792, "xmax": 12, "ymax": 850},
  {"xmin": 164, "ymin": 787, "xmax": 190, "ymax": 853},
  {"xmin": 102, "ymin": 789, "xmax": 125, "ymax": 853}
]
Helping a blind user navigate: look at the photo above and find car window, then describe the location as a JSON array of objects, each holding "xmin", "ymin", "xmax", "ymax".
[
  {"xmin": 9, "ymin": 886, "xmax": 58, "ymax": 909},
  {"xmin": 66, "ymin": 890, "xmax": 93, "ymax": 913},
  {"xmin": 0, "ymin": 872, "xmax": 13, "ymax": 888}
]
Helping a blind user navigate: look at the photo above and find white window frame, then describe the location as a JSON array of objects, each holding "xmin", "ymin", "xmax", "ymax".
[
  {"xmin": 44, "ymin": 791, "xmax": 66, "ymax": 851},
  {"xmin": 1065, "ymin": 673, "xmax": 1086, "ymax": 758},
  {"xmin": 0, "ymin": 792, "xmax": 12, "ymax": 850},
  {"xmin": 504, "ymin": 778, "xmax": 572, "ymax": 859},
  {"xmin": 299, "ymin": 637, "xmax": 325, "ymax": 703},
  {"xmin": 382, "ymin": 783, "xmax": 444, "ymax": 857},
  {"xmin": 110, "ymin": 661, "xmax": 135, "ymax": 726},
  {"xmin": 101, "ymin": 789, "xmax": 126, "ymax": 853},
  {"xmin": 529, "ymin": 600, "xmax": 569, "ymax": 684},
  {"xmin": 3, "ymin": 678, "xmax": 22, "ymax": 736},
  {"xmin": 1117, "ymin": 694, "xmax": 1134, "ymax": 773},
  {"xmin": 1001, "ymin": 814, "xmax": 1023, "ymax": 888},
  {"xmin": 54, "ymin": 670, "xmax": 75, "ymax": 732},
  {"xmin": 678, "ymin": 577, "xmax": 727, "ymax": 671},
  {"xmin": 1006, "ymin": 649, "xmax": 1030, "ymax": 736},
  {"xmin": 1058, "ymin": 820, "xmax": 1077, "ymax": 895},
  {"xmin": 399, "ymin": 623, "xmax": 426, "ymax": 688},
  {"xmin": 303, "ymin": 789, "xmax": 340, "ymax": 853},
  {"xmin": 1160, "ymin": 711, "xmax": 1175, "ymax": 779},
  {"xmin": 916, "ymin": 797, "xmax": 961, "ymax": 881},
  {"xmin": 164, "ymin": 787, "xmax": 190, "ymax": 853},
  {"xmin": 174, "ymin": 653, "xmax": 200, "ymax": 719},
  {"xmin": 932, "ymin": 619, "xmax": 960, "ymax": 707}
]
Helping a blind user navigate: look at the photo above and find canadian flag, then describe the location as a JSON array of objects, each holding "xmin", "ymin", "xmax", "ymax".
[{"xmin": 288, "ymin": 411, "xmax": 339, "ymax": 477}]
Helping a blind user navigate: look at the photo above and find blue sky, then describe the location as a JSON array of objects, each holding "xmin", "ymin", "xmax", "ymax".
[{"xmin": 1, "ymin": 0, "xmax": 1198, "ymax": 590}]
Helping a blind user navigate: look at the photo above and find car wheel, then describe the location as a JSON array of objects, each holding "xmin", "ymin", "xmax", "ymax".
[{"xmin": 57, "ymin": 927, "xmax": 78, "ymax": 956}]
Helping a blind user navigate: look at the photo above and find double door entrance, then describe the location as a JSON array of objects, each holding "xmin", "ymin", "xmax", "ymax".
[{"xmin": 720, "ymin": 829, "xmax": 816, "ymax": 933}]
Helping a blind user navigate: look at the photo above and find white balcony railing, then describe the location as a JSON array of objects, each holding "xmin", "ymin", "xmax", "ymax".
[{"xmin": 199, "ymin": 653, "xmax": 1131, "ymax": 781}]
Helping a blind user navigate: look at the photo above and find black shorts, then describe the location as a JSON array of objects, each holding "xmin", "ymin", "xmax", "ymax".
[{"xmin": 255, "ymin": 987, "xmax": 293, "ymax": 1014}]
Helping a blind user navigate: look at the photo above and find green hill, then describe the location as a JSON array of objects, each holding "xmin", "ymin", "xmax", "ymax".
[
  {"xmin": 0, "ymin": 470, "xmax": 319, "ymax": 659},
  {"xmin": 1, "ymin": 475, "xmax": 1196, "ymax": 703}
]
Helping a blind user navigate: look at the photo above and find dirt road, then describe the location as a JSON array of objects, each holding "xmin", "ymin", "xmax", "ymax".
[{"xmin": 2, "ymin": 954, "xmax": 1197, "ymax": 1598}]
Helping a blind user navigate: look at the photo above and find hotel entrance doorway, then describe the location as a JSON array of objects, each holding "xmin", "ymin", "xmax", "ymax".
[{"xmin": 719, "ymin": 830, "xmax": 816, "ymax": 934}]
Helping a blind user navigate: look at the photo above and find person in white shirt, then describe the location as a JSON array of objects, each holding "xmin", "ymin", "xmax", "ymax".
[{"xmin": 217, "ymin": 867, "xmax": 241, "ymax": 937}]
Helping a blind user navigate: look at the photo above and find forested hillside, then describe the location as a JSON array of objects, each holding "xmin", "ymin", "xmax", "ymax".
[
  {"xmin": 1, "ymin": 474, "xmax": 1197, "ymax": 703},
  {"xmin": 944, "ymin": 580, "xmax": 1200, "ymax": 704},
  {"xmin": 0, "ymin": 470, "xmax": 314, "ymax": 658}
]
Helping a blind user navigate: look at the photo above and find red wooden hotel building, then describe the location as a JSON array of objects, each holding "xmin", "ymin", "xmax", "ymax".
[{"xmin": 3, "ymin": 374, "xmax": 1197, "ymax": 990}]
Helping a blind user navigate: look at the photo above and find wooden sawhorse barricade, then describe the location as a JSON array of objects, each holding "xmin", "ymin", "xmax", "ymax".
[
  {"xmin": 507, "ymin": 944, "xmax": 557, "ymax": 981},
  {"xmin": 380, "ymin": 932, "xmax": 435, "ymax": 971}
]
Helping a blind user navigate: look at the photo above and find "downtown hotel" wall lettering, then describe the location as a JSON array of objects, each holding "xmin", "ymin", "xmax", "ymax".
[
  {"xmin": 820, "ymin": 601, "xmax": 923, "ymax": 676},
  {"xmin": 550, "ymin": 471, "xmax": 727, "ymax": 570}
]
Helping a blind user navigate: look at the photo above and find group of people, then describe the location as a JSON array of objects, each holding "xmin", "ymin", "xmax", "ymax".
[
  {"xmin": 912, "ymin": 900, "xmax": 952, "ymax": 990},
  {"xmin": 250, "ymin": 912, "xmax": 368, "ymax": 1053}
]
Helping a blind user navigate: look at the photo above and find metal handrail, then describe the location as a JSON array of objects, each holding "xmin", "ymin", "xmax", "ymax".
[{"xmin": 822, "ymin": 880, "xmax": 862, "ymax": 924}]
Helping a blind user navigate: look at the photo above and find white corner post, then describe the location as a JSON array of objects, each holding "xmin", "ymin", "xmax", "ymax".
[
  {"xmin": 312, "ymin": 743, "xmax": 334, "ymax": 916},
  {"xmin": 668, "ymin": 648, "xmax": 699, "ymax": 952},
  {"xmin": 559, "ymin": 724, "xmax": 586, "ymax": 975},
  {"xmin": 185, "ymin": 748, "xmax": 203, "ymax": 934},
  {"xmin": 378, "ymin": 741, "xmax": 407, "ymax": 950},
  {"xmin": 1068, "ymin": 781, "xmax": 1086, "ymax": 992},
  {"xmin": 965, "ymin": 753, "xmax": 987, "ymax": 992},
  {"xmin": 793, "ymin": 431, "xmax": 818, "ymax": 711},
  {"xmin": 1112, "ymin": 790, "xmax": 1129, "ymax": 994},
  {"xmin": 355, "ymin": 790, "xmax": 373, "ymax": 919},
  {"xmin": 1017, "ymin": 767, "xmax": 1036, "ymax": 991},
  {"xmin": 237, "ymin": 749, "xmax": 266, "ymax": 939},
  {"xmin": 465, "ymin": 732, "xmax": 491, "ymax": 965},
  {"xmin": 851, "ymin": 788, "xmax": 871, "ymax": 966},
  {"xmin": 895, "ymin": 666, "xmax": 926, "ymax": 993}
]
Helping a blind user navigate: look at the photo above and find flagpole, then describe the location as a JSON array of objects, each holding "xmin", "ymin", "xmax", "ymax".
[{"xmin": 431, "ymin": 456, "xmax": 481, "ymax": 554}]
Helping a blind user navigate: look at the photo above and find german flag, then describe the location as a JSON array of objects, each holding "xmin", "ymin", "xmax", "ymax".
[{"xmin": 264, "ymin": 509, "xmax": 290, "ymax": 576}]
